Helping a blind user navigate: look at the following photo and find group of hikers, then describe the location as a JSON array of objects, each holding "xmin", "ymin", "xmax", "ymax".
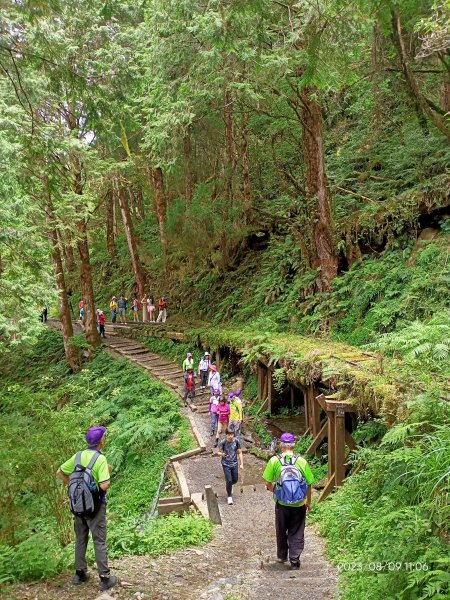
[
  {"xmin": 108, "ymin": 294, "xmax": 167, "ymax": 324},
  {"xmin": 57, "ymin": 424, "xmax": 312, "ymax": 591},
  {"xmin": 76, "ymin": 295, "xmax": 168, "ymax": 333},
  {"xmin": 181, "ymin": 352, "xmax": 244, "ymax": 449}
]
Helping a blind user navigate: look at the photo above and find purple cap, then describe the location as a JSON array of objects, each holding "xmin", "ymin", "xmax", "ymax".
[
  {"xmin": 280, "ymin": 432, "xmax": 295, "ymax": 444},
  {"xmin": 234, "ymin": 390, "xmax": 241, "ymax": 396},
  {"xmin": 212, "ymin": 388, "xmax": 221, "ymax": 395},
  {"xmin": 86, "ymin": 426, "xmax": 106, "ymax": 446},
  {"xmin": 228, "ymin": 392, "xmax": 234, "ymax": 400}
]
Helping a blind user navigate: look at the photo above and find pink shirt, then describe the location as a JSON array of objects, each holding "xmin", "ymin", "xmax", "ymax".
[{"xmin": 217, "ymin": 403, "xmax": 230, "ymax": 423}]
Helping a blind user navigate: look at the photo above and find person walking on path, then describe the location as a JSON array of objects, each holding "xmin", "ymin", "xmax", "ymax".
[
  {"xmin": 198, "ymin": 352, "xmax": 211, "ymax": 390},
  {"xmin": 98, "ymin": 310, "xmax": 106, "ymax": 338},
  {"xmin": 183, "ymin": 365, "xmax": 196, "ymax": 407},
  {"xmin": 182, "ymin": 352, "xmax": 194, "ymax": 373},
  {"xmin": 117, "ymin": 295, "xmax": 128, "ymax": 325},
  {"xmin": 208, "ymin": 364, "xmax": 221, "ymax": 395},
  {"xmin": 230, "ymin": 391, "xmax": 243, "ymax": 438},
  {"xmin": 156, "ymin": 297, "xmax": 167, "ymax": 323},
  {"xmin": 262, "ymin": 432, "xmax": 314, "ymax": 570},
  {"xmin": 217, "ymin": 427, "xmax": 243, "ymax": 505},
  {"xmin": 40, "ymin": 306, "xmax": 48, "ymax": 322},
  {"xmin": 109, "ymin": 297, "xmax": 118, "ymax": 324},
  {"xmin": 56, "ymin": 426, "xmax": 117, "ymax": 592},
  {"xmin": 148, "ymin": 297, "xmax": 156, "ymax": 322},
  {"xmin": 214, "ymin": 396, "xmax": 230, "ymax": 448},
  {"xmin": 132, "ymin": 294, "xmax": 140, "ymax": 322},
  {"xmin": 209, "ymin": 387, "xmax": 221, "ymax": 437}
]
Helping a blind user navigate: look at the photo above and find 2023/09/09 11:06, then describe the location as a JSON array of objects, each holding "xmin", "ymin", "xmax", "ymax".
[{"xmin": 337, "ymin": 562, "xmax": 429, "ymax": 572}]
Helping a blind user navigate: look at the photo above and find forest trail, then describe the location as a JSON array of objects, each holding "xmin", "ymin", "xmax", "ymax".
[{"xmin": 16, "ymin": 322, "xmax": 337, "ymax": 600}]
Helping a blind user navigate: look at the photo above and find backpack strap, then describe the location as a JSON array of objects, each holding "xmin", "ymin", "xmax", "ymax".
[
  {"xmin": 85, "ymin": 450, "xmax": 100, "ymax": 471},
  {"xmin": 74, "ymin": 451, "xmax": 83, "ymax": 468}
]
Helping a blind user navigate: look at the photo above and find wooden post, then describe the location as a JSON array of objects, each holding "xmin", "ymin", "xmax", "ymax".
[
  {"xmin": 327, "ymin": 410, "xmax": 336, "ymax": 480},
  {"xmin": 302, "ymin": 385, "xmax": 310, "ymax": 431},
  {"xmin": 309, "ymin": 386, "xmax": 321, "ymax": 438},
  {"xmin": 142, "ymin": 304, "xmax": 147, "ymax": 322},
  {"xmin": 334, "ymin": 407, "xmax": 346, "ymax": 487},
  {"xmin": 204, "ymin": 485, "xmax": 222, "ymax": 525},
  {"xmin": 267, "ymin": 367, "xmax": 273, "ymax": 415},
  {"xmin": 257, "ymin": 362, "xmax": 263, "ymax": 402},
  {"xmin": 261, "ymin": 367, "xmax": 268, "ymax": 406}
]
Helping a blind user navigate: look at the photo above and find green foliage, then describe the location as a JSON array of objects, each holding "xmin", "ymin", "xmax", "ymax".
[
  {"xmin": 313, "ymin": 393, "xmax": 450, "ymax": 600},
  {"xmin": 0, "ymin": 330, "xmax": 210, "ymax": 583}
]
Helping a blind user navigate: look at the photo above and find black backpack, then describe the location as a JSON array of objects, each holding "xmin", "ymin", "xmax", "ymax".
[{"xmin": 68, "ymin": 451, "xmax": 100, "ymax": 517}]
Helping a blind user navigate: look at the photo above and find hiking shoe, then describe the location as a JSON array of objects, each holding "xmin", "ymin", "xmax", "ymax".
[
  {"xmin": 277, "ymin": 557, "xmax": 288, "ymax": 563},
  {"xmin": 227, "ymin": 496, "xmax": 233, "ymax": 505},
  {"xmin": 99, "ymin": 575, "xmax": 118, "ymax": 591},
  {"xmin": 72, "ymin": 570, "xmax": 89, "ymax": 585},
  {"xmin": 290, "ymin": 561, "xmax": 300, "ymax": 570}
]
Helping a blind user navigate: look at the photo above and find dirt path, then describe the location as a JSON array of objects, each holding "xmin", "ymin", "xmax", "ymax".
[{"xmin": 13, "ymin": 324, "xmax": 337, "ymax": 600}]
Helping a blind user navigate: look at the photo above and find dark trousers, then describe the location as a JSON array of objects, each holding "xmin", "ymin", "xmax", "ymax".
[
  {"xmin": 99, "ymin": 324, "xmax": 105, "ymax": 338},
  {"xmin": 184, "ymin": 386, "xmax": 195, "ymax": 404},
  {"xmin": 74, "ymin": 504, "xmax": 110, "ymax": 578},
  {"xmin": 275, "ymin": 502, "xmax": 307, "ymax": 563},
  {"xmin": 111, "ymin": 311, "xmax": 116, "ymax": 323},
  {"xmin": 200, "ymin": 370, "xmax": 208, "ymax": 387},
  {"xmin": 222, "ymin": 464, "xmax": 238, "ymax": 497}
]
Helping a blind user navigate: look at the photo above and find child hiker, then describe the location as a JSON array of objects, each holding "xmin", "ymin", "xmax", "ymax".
[
  {"xmin": 98, "ymin": 310, "xmax": 106, "ymax": 338},
  {"xmin": 183, "ymin": 365, "xmax": 196, "ymax": 407},
  {"xmin": 214, "ymin": 396, "xmax": 230, "ymax": 448},
  {"xmin": 209, "ymin": 388, "xmax": 221, "ymax": 437},
  {"xmin": 198, "ymin": 352, "xmax": 211, "ymax": 390},
  {"xmin": 217, "ymin": 427, "xmax": 244, "ymax": 505},
  {"xmin": 230, "ymin": 391, "xmax": 243, "ymax": 438}
]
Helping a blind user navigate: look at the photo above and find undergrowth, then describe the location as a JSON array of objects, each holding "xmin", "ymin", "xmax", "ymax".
[{"xmin": 0, "ymin": 329, "xmax": 211, "ymax": 584}]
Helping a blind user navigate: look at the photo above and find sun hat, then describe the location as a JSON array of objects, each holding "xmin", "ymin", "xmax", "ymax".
[
  {"xmin": 280, "ymin": 432, "xmax": 295, "ymax": 444},
  {"xmin": 210, "ymin": 365, "xmax": 217, "ymax": 371},
  {"xmin": 187, "ymin": 352, "xmax": 192, "ymax": 358},
  {"xmin": 86, "ymin": 426, "xmax": 106, "ymax": 447},
  {"xmin": 204, "ymin": 351, "xmax": 210, "ymax": 356}
]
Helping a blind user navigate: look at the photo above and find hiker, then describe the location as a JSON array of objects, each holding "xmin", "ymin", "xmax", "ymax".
[
  {"xmin": 148, "ymin": 296, "xmax": 156, "ymax": 322},
  {"xmin": 156, "ymin": 297, "xmax": 167, "ymax": 323},
  {"xmin": 217, "ymin": 427, "xmax": 244, "ymax": 505},
  {"xmin": 230, "ymin": 391, "xmax": 243, "ymax": 438},
  {"xmin": 183, "ymin": 365, "xmax": 196, "ymax": 407},
  {"xmin": 78, "ymin": 299, "xmax": 84, "ymax": 319},
  {"xmin": 117, "ymin": 295, "xmax": 127, "ymax": 324},
  {"xmin": 109, "ymin": 297, "xmax": 118, "ymax": 324},
  {"xmin": 56, "ymin": 426, "xmax": 117, "ymax": 592},
  {"xmin": 209, "ymin": 387, "xmax": 221, "ymax": 436},
  {"xmin": 198, "ymin": 352, "xmax": 211, "ymax": 390},
  {"xmin": 208, "ymin": 364, "xmax": 221, "ymax": 395},
  {"xmin": 141, "ymin": 294, "xmax": 148, "ymax": 321},
  {"xmin": 132, "ymin": 294, "xmax": 140, "ymax": 323},
  {"xmin": 98, "ymin": 310, "xmax": 106, "ymax": 338},
  {"xmin": 214, "ymin": 396, "xmax": 230, "ymax": 448},
  {"xmin": 40, "ymin": 306, "xmax": 48, "ymax": 323},
  {"xmin": 262, "ymin": 432, "xmax": 314, "ymax": 570},
  {"xmin": 182, "ymin": 352, "xmax": 194, "ymax": 372},
  {"xmin": 79, "ymin": 305, "xmax": 85, "ymax": 329}
]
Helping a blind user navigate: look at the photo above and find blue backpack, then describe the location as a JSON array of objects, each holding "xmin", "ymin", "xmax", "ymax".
[{"xmin": 274, "ymin": 454, "xmax": 308, "ymax": 504}]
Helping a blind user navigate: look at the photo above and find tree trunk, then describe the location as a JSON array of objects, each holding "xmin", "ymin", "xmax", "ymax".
[
  {"xmin": 300, "ymin": 86, "xmax": 338, "ymax": 292},
  {"xmin": 241, "ymin": 112, "xmax": 251, "ymax": 214},
  {"xmin": 76, "ymin": 218, "xmax": 100, "ymax": 347},
  {"xmin": 117, "ymin": 179, "xmax": 146, "ymax": 297},
  {"xmin": 135, "ymin": 187, "xmax": 145, "ymax": 220},
  {"xmin": 61, "ymin": 233, "xmax": 76, "ymax": 273},
  {"xmin": 44, "ymin": 199, "xmax": 80, "ymax": 371},
  {"xmin": 106, "ymin": 189, "xmax": 116, "ymax": 257},
  {"xmin": 391, "ymin": 6, "xmax": 450, "ymax": 140},
  {"xmin": 223, "ymin": 87, "xmax": 236, "ymax": 203},
  {"xmin": 184, "ymin": 127, "xmax": 195, "ymax": 203},
  {"xmin": 150, "ymin": 167, "xmax": 168, "ymax": 274}
]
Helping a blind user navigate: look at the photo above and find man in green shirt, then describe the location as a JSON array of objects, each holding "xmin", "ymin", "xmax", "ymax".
[
  {"xmin": 262, "ymin": 432, "xmax": 314, "ymax": 570},
  {"xmin": 56, "ymin": 426, "xmax": 117, "ymax": 592}
]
